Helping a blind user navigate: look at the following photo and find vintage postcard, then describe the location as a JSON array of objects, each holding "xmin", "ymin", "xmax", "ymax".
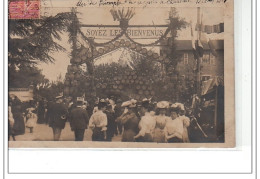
[{"xmin": 8, "ymin": 0, "xmax": 234, "ymax": 148}]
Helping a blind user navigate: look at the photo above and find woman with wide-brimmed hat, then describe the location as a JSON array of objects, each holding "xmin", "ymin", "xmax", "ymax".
[
  {"xmin": 116, "ymin": 99, "xmax": 139, "ymax": 142},
  {"xmin": 89, "ymin": 99, "xmax": 108, "ymax": 141},
  {"xmin": 164, "ymin": 103, "xmax": 190, "ymax": 143},
  {"xmin": 165, "ymin": 103, "xmax": 183, "ymax": 143},
  {"xmin": 153, "ymin": 101, "xmax": 171, "ymax": 143},
  {"xmin": 176, "ymin": 103, "xmax": 190, "ymax": 143},
  {"xmin": 134, "ymin": 98, "xmax": 156, "ymax": 142}
]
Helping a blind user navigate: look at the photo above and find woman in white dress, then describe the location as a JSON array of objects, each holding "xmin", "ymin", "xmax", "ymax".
[
  {"xmin": 153, "ymin": 101, "xmax": 171, "ymax": 143},
  {"xmin": 165, "ymin": 103, "xmax": 190, "ymax": 143},
  {"xmin": 165, "ymin": 104, "xmax": 183, "ymax": 142},
  {"xmin": 177, "ymin": 103, "xmax": 190, "ymax": 143},
  {"xmin": 134, "ymin": 98, "xmax": 156, "ymax": 142},
  {"xmin": 25, "ymin": 107, "xmax": 37, "ymax": 133}
]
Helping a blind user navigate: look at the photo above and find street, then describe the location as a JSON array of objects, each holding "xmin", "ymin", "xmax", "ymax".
[{"xmin": 11, "ymin": 122, "xmax": 122, "ymax": 142}]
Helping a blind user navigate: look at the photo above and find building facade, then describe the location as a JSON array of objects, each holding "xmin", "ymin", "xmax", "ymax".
[{"xmin": 161, "ymin": 40, "xmax": 224, "ymax": 82}]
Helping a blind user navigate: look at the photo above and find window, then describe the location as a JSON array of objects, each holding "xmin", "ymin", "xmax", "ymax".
[
  {"xmin": 201, "ymin": 75, "xmax": 211, "ymax": 81},
  {"xmin": 183, "ymin": 53, "xmax": 188, "ymax": 64},
  {"xmin": 202, "ymin": 53, "xmax": 210, "ymax": 64},
  {"xmin": 210, "ymin": 53, "xmax": 216, "ymax": 65}
]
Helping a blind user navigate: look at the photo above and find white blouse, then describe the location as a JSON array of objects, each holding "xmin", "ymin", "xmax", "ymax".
[
  {"xmin": 165, "ymin": 117, "xmax": 184, "ymax": 139},
  {"xmin": 137, "ymin": 112, "xmax": 156, "ymax": 136},
  {"xmin": 89, "ymin": 110, "xmax": 107, "ymax": 131}
]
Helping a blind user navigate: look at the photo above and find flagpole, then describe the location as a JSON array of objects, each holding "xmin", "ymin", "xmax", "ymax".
[{"xmin": 196, "ymin": 7, "xmax": 201, "ymax": 96}]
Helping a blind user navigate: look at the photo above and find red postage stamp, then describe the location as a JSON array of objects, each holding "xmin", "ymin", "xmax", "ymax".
[{"xmin": 9, "ymin": 0, "xmax": 40, "ymax": 19}]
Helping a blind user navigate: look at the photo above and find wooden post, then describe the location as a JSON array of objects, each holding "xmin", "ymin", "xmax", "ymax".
[
  {"xmin": 197, "ymin": 7, "xmax": 201, "ymax": 96},
  {"xmin": 214, "ymin": 85, "xmax": 218, "ymax": 138}
]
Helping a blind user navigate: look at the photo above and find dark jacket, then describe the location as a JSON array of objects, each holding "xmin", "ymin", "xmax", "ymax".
[
  {"xmin": 118, "ymin": 111, "xmax": 139, "ymax": 142},
  {"xmin": 12, "ymin": 104, "xmax": 25, "ymax": 135},
  {"xmin": 69, "ymin": 106, "xmax": 89, "ymax": 130},
  {"xmin": 48, "ymin": 103, "xmax": 68, "ymax": 129}
]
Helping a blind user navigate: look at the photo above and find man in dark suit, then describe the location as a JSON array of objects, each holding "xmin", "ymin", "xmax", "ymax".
[
  {"xmin": 69, "ymin": 100, "xmax": 89, "ymax": 141},
  {"xmin": 48, "ymin": 96, "xmax": 68, "ymax": 141}
]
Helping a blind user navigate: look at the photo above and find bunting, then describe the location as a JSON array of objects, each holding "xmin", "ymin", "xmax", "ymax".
[{"xmin": 196, "ymin": 23, "xmax": 224, "ymax": 34}]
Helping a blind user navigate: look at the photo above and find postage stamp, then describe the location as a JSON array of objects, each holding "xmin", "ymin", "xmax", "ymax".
[{"xmin": 9, "ymin": 0, "xmax": 40, "ymax": 19}]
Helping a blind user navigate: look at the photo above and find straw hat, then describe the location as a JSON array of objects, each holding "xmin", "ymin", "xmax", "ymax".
[
  {"xmin": 121, "ymin": 99, "xmax": 137, "ymax": 108},
  {"xmin": 175, "ymin": 102, "xmax": 185, "ymax": 111},
  {"xmin": 156, "ymin": 101, "xmax": 170, "ymax": 109}
]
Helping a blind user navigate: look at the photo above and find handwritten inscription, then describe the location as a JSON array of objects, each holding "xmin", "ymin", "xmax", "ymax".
[
  {"xmin": 76, "ymin": 0, "xmax": 190, "ymax": 7},
  {"xmin": 196, "ymin": 0, "xmax": 227, "ymax": 3}
]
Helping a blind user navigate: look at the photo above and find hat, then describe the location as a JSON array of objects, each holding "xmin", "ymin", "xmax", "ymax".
[
  {"xmin": 98, "ymin": 100, "xmax": 107, "ymax": 108},
  {"xmin": 170, "ymin": 103, "xmax": 180, "ymax": 112},
  {"xmin": 121, "ymin": 101, "xmax": 131, "ymax": 107},
  {"xmin": 77, "ymin": 97, "xmax": 84, "ymax": 102},
  {"xmin": 175, "ymin": 102, "xmax": 185, "ymax": 111},
  {"xmin": 55, "ymin": 95, "xmax": 63, "ymax": 99},
  {"xmin": 130, "ymin": 99, "xmax": 137, "ymax": 107},
  {"xmin": 99, "ymin": 98, "xmax": 106, "ymax": 103},
  {"xmin": 171, "ymin": 103, "xmax": 178, "ymax": 108},
  {"xmin": 142, "ymin": 98, "xmax": 151, "ymax": 103},
  {"xmin": 121, "ymin": 99, "xmax": 137, "ymax": 108},
  {"xmin": 156, "ymin": 101, "xmax": 170, "ymax": 109},
  {"xmin": 141, "ymin": 98, "xmax": 150, "ymax": 107}
]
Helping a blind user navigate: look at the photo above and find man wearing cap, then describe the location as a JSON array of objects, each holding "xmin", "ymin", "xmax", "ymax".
[
  {"xmin": 116, "ymin": 99, "xmax": 139, "ymax": 142},
  {"xmin": 88, "ymin": 99, "xmax": 108, "ymax": 141},
  {"xmin": 69, "ymin": 100, "xmax": 89, "ymax": 141},
  {"xmin": 48, "ymin": 97, "xmax": 68, "ymax": 141}
]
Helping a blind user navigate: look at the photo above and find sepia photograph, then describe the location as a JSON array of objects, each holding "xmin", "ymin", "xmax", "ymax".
[{"xmin": 7, "ymin": 0, "xmax": 234, "ymax": 148}]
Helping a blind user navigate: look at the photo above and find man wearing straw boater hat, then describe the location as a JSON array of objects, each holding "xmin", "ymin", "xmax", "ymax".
[
  {"xmin": 116, "ymin": 99, "xmax": 139, "ymax": 142},
  {"xmin": 88, "ymin": 99, "xmax": 108, "ymax": 141}
]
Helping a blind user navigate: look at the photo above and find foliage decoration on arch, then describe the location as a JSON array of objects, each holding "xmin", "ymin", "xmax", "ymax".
[{"xmin": 64, "ymin": 8, "xmax": 189, "ymax": 102}]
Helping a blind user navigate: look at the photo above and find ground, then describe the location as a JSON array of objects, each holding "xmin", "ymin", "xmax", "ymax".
[{"xmin": 11, "ymin": 122, "xmax": 122, "ymax": 142}]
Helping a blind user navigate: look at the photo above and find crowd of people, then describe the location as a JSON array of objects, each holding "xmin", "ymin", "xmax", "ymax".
[{"xmin": 8, "ymin": 94, "xmax": 215, "ymax": 143}]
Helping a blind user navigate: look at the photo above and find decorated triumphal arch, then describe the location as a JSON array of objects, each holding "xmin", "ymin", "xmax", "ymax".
[{"xmin": 63, "ymin": 8, "xmax": 184, "ymax": 102}]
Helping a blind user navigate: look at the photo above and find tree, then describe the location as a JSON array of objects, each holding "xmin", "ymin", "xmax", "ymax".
[
  {"xmin": 8, "ymin": 12, "xmax": 74, "ymax": 65},
  {"xmin": 8, "ymin": 63, "xmax": 47, "ymax": 88},
  {"xmin": 166, "ymin": 8, "xmax": 188, "ymax": 75},
  {"xmin": 8, "ymin": 12, "xmax": 76, "ymax": 91}
]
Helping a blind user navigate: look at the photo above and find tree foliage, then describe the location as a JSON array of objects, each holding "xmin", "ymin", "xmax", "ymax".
[
  {"xmin": 8, "ymin": 64, "xmax": 47, "ymax": 88},
  {"xmin": 166, "ymin": 7, "xmax": 188, "ymax": 75},
  {"xmin": 8, "ymin": 12, "xmax": 73, "ymax": 65}
]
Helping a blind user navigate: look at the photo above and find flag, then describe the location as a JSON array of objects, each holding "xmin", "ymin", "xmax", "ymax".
[
  {"xmin": 196, "ymin": 13, "xmax": 222, "ymax": 57},
  {"xmin": 191, "ymin": 22, "xmax": 199, "ymax": 60},
  {"xmin": 190, "ymin": 21, "xmax": 203, "ymax": 59},
  {"xmin": 196, "ymin": 23, "xmax": 224, "ymax": 34},
  {"xmin": 200, "ymin": 32, "xmax": 218, "ymax": 57}
]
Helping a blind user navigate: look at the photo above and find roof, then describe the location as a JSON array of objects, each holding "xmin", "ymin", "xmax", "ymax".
[{"xmin": 162, "ymin": 40, "xmax": 224, "ymax": 51}]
